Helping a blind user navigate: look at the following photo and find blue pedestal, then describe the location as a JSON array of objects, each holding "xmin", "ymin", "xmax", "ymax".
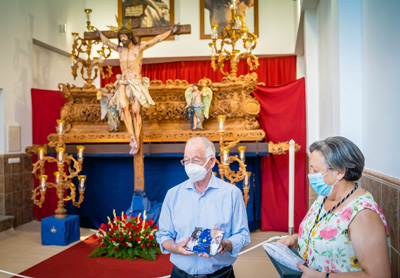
[{"xmin": 41, "ymin": 215, "xmax": 80, "ymax": 246}]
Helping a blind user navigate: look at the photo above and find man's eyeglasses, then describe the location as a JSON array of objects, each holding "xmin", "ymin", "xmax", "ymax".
[{"xmin": 180, "ymin": 156, "xmax": 211, "ymax": 166}]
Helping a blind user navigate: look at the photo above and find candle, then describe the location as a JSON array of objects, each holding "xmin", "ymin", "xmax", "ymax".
[
  {"xmin": 77, "ymin": 145, "xmax": 85, "ymax": 161},
  {"xmin": 234, "ymin": 15, "xmax": 242, "ymax": 29},
  {"xmin": 56, "ymin": 119, "xmax": 65, "ymax": 135},
  {"xmin": 54, "ymin": 171, "xmax": 60, "ymax": 184},
  {"xmin": 211, "ymin": 25, "xmax": 218, "ymax": 39},
  {"xmin": 56, "ymin": 147, "xmax": 65, "ymax": 164},
  {"xmin": 38, "ymin": 147, "xmax": 45, "ymax": 160},
  {"xmin": 217, "ymin": 115, "xmax": 226, "ymax": 132},
  {"xmin": 238, "ymin": 146, "xmax": 246, "ymax": 162},
  {"xmin": 84, "ymin": 9, "xmax": 91, "ymax": 22},
  {"xmin": 210, "ymin": 43, "xmax": 217, "ymax": 57},
  {"xmin": 40, "ymin": 175, "xmax": 48, "ymax": 191},
  {"xmin": 230, "ymin": 0, "xmax": 237, "ymax": 10},
  {"xmin": 221, "ymin": 147, "xmax": 230, "ymax": 165},
  {"xmin": 288, "ymin": 139, "xmax": 295, "ymax": 233},
  {"xmin": 69, "ymin": 54, "xmax": 75, "ymax": 66},
  {"xmin": 78, "ymin": 175, "xmax": 87, "ymax": 190},
  {"xmin": 244, "ymin": 171, "xmax": 251, "ymax": 189}
]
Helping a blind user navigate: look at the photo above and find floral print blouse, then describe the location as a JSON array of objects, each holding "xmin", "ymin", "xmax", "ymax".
[{"xmin": 297, "ymin": 190, "xmax": 390, "ymax": 273}]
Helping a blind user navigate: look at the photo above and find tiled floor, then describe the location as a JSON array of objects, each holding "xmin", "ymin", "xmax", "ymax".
[{"xmin": 0, "ymin": 221, "xmax": 284, "ymax": 278}]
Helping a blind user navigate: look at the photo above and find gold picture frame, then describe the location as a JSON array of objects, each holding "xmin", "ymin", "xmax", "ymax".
[
  {"xmin": 200, "ymin": 0, "xmax": 259, "ymax": 40},
  {"xmin": 118, "ymin": 0, "xmax": 175, "ymax": 29}
]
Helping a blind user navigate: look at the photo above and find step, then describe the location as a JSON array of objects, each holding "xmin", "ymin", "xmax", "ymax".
[{"xmin": 0, "ymin": 215, "xmax": 14, "ymax": 232}]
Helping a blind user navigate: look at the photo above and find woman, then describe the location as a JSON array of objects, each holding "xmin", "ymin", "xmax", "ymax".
[{"xmin": 279, "ymin": 136, "xmax": 390, "ymax": 277}]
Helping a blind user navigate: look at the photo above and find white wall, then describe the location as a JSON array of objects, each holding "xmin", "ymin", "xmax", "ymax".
[
  {"xmin": 317, "ymin": 0, "xmax": 339, "ymax": 139},
  {"xmin": 362, "ymin": 0, "xmax": 400, "ymax": 177},
  {"xmin": 302, "ymin": 0, "xmax": 400, "ymax": 179},
  {"xmin": 32, "ymin": 44, "xmax": 86, "ymax": 90}
]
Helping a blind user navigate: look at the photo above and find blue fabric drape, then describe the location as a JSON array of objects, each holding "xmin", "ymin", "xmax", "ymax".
[{"xmin": 67, "ymin": 155, "xmax": 261, "ymax": 230}]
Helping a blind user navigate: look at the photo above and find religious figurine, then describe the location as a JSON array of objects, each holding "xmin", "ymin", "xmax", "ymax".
[
  {"xmin": 95, "ymin": 17, "xmax": 179, "ymax": 154},
  {"xmin": 99, "ymin": 85, "xmax": 120, "ymax": 132},
  {"xmin": 185, "ymin": 83, "xmax": 213, "ymax": 130}
]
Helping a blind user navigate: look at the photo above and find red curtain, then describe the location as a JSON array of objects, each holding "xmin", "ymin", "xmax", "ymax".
[
  {"xmin": 253, "ymin": 78, "xmax": 307, "ymax": 232},
  {"xmin": 31, "ymin": 89, "xmax": 67, "ymax": 220},
  {"xmin": 101, "ymin": 56, "xmax": 296, "ymax": 87}
]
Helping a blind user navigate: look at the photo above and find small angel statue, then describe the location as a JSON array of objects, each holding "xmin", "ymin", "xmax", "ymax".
[
  {"xmin": 99, "ymin": 85, "xmax": 120, "ymax": 132},
  {"xmin": 184, "ymin": 83, "xmax": 213, "ymax": 130}
]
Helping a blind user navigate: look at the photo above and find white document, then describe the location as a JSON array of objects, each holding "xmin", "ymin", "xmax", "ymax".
[{"xmin": 263, "ymin": 241, "xmax": 305, "ymax": 272}]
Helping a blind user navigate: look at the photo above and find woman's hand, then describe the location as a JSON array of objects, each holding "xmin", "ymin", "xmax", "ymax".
[
  {"xmin": 297, "ymin": 265, "xmax": 325, "ymax": 278},
  {"xmin": 277, "ymin": 234, "xmax": 298, "ymax": 249}
]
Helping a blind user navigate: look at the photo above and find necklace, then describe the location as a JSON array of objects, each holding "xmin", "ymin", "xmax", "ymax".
[{"xmin": 304, "ymin": 183, "xmax": 359, "ymax": 261}]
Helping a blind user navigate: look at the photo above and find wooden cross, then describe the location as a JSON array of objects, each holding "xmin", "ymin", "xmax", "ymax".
[{"xmin": 84, "ymin": 2, "xmax": 190, "ymax": 192}]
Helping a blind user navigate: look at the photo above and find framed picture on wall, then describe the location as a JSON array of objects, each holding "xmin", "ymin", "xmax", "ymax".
[
  {"xmin": 200, "ymin": 0, "xmax": 259, "ymax": 40},
  {"xmin": 118, "ymin": 0, "xmax": 175, "ymax": 29}
]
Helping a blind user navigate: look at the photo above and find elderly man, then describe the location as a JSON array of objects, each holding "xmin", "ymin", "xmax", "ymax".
[{"xmin": 156, "ymin": 136, "xmax": 250, "ymax": 278}]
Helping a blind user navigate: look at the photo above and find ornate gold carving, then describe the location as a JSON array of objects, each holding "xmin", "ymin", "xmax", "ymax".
[
  {"xmin": 268, "ymin": 141, "xmax": 301, "ymax": 155},
  {"xmin": 54, "ymin": 73, "xmax": 265, "ymax": 144}
]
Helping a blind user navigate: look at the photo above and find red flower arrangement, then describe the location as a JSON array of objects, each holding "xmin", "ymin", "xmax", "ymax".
[{"xmin": 88, "ymin": 210, "xmax": 160, "ymax": 261}]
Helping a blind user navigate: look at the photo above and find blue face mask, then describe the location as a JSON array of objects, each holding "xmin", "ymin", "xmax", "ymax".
[{"xmin": 308, "ymin": 171, "xmax": 338, "ymax": 196}]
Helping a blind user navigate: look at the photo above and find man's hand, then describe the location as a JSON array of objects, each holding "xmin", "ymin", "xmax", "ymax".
[
  {"xmin": 171, "ymin": 22, "xmax": 180, "ymax": 35},
  {"xmin": 174, "ymin": 237, "xmax": 195, "ymax": 256}
]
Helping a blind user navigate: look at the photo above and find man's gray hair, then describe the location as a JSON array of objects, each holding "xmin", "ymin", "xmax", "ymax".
[
  {"xmin": 186, "ymin": 136, "xmax": 216, "ymax": 157},
  {"xmin": 309, "ymin": 136, "xmax": 365, "ymax": 181}
]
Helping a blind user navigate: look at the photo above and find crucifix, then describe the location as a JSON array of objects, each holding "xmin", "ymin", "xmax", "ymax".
[{"xmin": 86, "ymin": 1, "xmax": 190, "ymax": 192}]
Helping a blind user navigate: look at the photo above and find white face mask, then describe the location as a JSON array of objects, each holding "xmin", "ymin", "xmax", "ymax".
[{"xmin": 185, "ymin": 157, "xmax": 211, "ymax": 183}]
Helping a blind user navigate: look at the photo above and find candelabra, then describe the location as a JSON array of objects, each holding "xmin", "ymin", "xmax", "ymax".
[
  {"xmin": 215, "ymin": 115, "xmax": 252, "ymax": 207},
  {"xmin": 28, "ymin": 119, "xmax": 87, "ymax": 219},
  {"xmin": 208, "ymin": 0, "xmax": 259, "ymax": 79},
  {"xmin": 70, "ymin": 9, "xmax": 113, "ymax": 86}
]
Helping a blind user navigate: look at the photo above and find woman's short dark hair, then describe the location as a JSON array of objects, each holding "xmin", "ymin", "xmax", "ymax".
[{"xmin": 309, "ymin": 136, "xmax": 365, "ymax": 181}]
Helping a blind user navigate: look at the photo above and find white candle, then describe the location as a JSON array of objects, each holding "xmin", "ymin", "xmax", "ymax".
[
  {"xmin": 56, "ymin": 147, "xmax": 65, "ymax": 164},
  {"xmin": 78, "ymin": 175, "xmax": 86, "ymax": 190},
  {"xmin": 40, "ymin": 175, "xmax": 48, "ymax": 191},
  {"xmin": 38, "ymin": 147, "xmax": 44, "ymax": 160},
  {"xmin": 288, "ymin": 139, "xmax": 295, "ymax": 231},
  {"xmin": 77, "ymin": 145, "xmax": 85, "ymax": 161}
]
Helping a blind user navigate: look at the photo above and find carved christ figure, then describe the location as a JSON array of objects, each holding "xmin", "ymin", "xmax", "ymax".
[{"xmin": 95, "ymin": 23, "xmax": 179, "ymax": 154}]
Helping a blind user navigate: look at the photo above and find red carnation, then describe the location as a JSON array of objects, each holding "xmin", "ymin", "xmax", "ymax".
[
  {"xmin": 147, "ymin": 243, "xmax": 152, "ymax": 247},
  {"xmin": 101, "ymin": 223, "xmax": 107, "ymax": 229},
  {"xmin": 123, "ymin": 214, "xmax": 128, "ymax": 220},
  {"xmin": 93, "ymin": 234, "xmax": 98, "ymax": 239},
  {"xmin": 126, "ymin": 222, "xmax": 132, "ymax": 228},
  {"xmin": 153, "ymin": 225, "xmax": 158, "ymax": 230},
  {"xmin": 136, "ymin": 236, "xmax": 141, "ymax": 242},
  {"xmin": 122, "ymin": 242, "xmax": 127, "ymax": 247},
  {"xmin": 114, "ymin": 247, "xmax": 118, "ymax": 252},
  {"xmin": 148, "ymin": 220, "xmax": 154, "ymax": 226},
  {"xmin": 119, "ymin": 236, "xmax": 124, "ymax": 241},
  {"xmin": 149, "ymin": 235, "xmax": 154, "ymax": 241},
  {"xmin": 119, "ymin": 232, "xmax": 123, "ymax": 236},
  {"xmin": 141, "ymin": 244, "xmax": 146, "ymax": 248},
  {"xmin": 116, "ymin": 216, "xmax": 121, "ymax": 221},
  {"xmin": 100, "ymin": 243, "xmax": 105, "ymax": 248},
  {"xmin": 145, "ymin": 232, "xmax": 149, "ymax": 237},
  {"xmin": 97, "ymin": 238, "xmax": 102, "ymax": 243}
]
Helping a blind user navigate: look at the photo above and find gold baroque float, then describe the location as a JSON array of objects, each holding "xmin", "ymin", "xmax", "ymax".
[{"xmin": 52, "ymin": 73, "xmax": 265, "ymax": 144}]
